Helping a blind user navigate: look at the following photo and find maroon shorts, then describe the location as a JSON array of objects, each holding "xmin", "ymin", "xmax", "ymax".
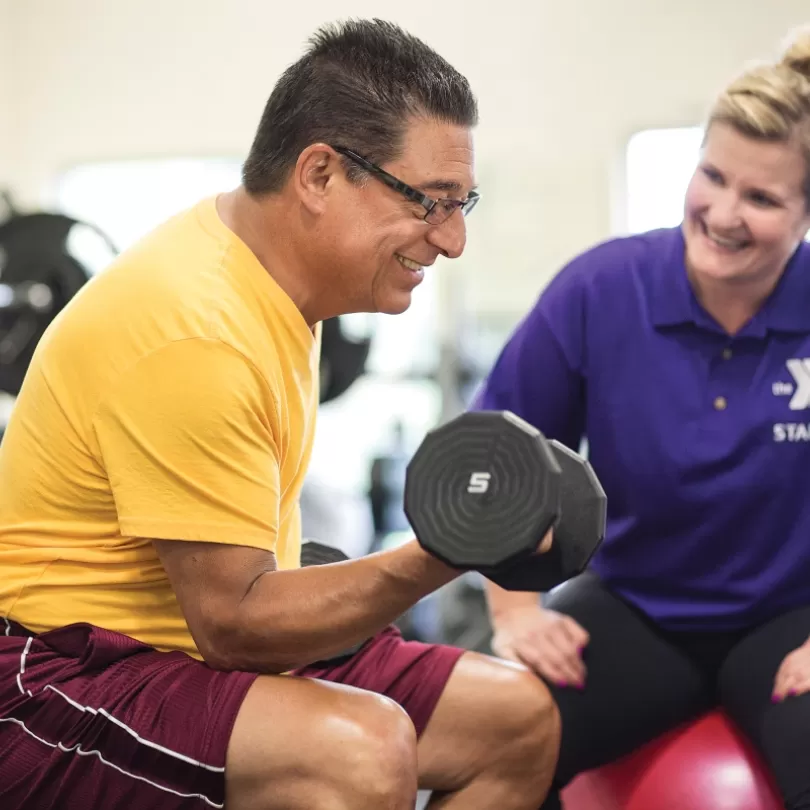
[{"xmin": 0, "ymin": 617, "xmax": 465, "ymax": 810}]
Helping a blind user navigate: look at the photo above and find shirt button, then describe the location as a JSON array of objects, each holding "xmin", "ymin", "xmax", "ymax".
[
  {"xmin": 714, "ymin": 396, "xmax": 728, "ymax": 411},
  {"xmin": 722, "ymin": 348, "xmax": 733, "ymax": 360}
]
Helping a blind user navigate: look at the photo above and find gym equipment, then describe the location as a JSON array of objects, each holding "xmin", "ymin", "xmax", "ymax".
[
  {"xmin": 561, "ymin": 710, "xmax": 783, "ymax": 810},
  {"xmin": 0, "ymin": 192, "xmax": 369, "ymax": 403},
  {"xmin": 368, "ymin": 420, "xmax": 411, "ymax": 542},
  {"xmin": 404, "ymin": 410, "xmax": 606, "ymax": 592},
  {"xmin": 0, "ymin": 194, "xmax": 116, "ymax": 395},
  {"xmin": 502, "ymin": 439, "xmax": 606, "ymax": 592},
  {"xmin": 301, "ymin": 538, "xmax": 352, "ymax": 568},
  {"xmin": 319, "ymin": 316, "xmax": 372, "ymax": 404}
]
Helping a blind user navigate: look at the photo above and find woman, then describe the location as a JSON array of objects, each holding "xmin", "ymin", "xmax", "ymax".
[{"xmin": 473, "ymin": 28, "xmax": 810, "ymax": 810}]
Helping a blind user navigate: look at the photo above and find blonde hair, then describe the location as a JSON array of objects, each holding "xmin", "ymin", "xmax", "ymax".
[{"xmin": 707, "ymin": 26, "xmax": 810, "ymax": 206}]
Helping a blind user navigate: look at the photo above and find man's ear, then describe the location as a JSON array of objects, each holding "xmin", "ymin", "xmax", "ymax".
[{"xmin": 292, "ymin": 143, "xmax": 342, "ymax": 215}]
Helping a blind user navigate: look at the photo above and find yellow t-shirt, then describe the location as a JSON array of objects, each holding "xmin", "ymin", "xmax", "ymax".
[{"xmin": 0, "ymin": 196, "xmax": 320, "ymax": 658}]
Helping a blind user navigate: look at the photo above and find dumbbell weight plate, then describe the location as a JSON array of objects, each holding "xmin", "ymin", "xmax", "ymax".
[
  {"xmin": 548, "ymin": 439, "xmax": 606, "ymax": 577},
  {"xmin": 0, "ymin": 212, "xmax": 102, "ymax": 395},
  {"xmin": 301, "ymin": 539, "xmax": 352, "ymax": 568},
  {"xmin": 404, "ymin": 410, "xmax": 562, "ymax": 571},
  {"xmin": 484, "ymin": 440, "xmax": 606, "ymax": 592}
]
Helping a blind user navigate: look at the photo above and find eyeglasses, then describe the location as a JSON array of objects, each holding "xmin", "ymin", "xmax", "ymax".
[{"xmin": 332, "ymin": 146, "xmax": 480, "ymax": 225}]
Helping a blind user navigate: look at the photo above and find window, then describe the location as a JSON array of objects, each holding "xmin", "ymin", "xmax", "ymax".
[
  {"xmin": 55, "ymin": 157, "xmax": 243, "ymax": 255},
  {"xmin": 625, "ymin": 126, "xmax": 703, "ymax": 234},
  {"xmin": 625, "ymin": 126, "xmax": 810, "ymax": 241}
]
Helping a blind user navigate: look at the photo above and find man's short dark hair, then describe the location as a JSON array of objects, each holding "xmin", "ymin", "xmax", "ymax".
[{"xmin": 242, "ymin": 18, "xmax": 478, "ymax": 195}]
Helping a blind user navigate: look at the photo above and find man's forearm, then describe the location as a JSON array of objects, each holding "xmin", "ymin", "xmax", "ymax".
[{"xmin": 217, "ymin": 539, "xmax": 459, "ymax": 672}]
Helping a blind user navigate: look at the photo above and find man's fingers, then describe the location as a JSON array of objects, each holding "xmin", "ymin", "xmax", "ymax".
[{"xmin": 537, "ymin": 528, "xmax": 554, "ymax": 554}]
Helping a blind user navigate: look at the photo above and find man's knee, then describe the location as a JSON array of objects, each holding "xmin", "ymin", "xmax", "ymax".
[
  {"xmin": 446, "ymin": 653, "xmax": 560, "ymax": 768},
  {"xmin": 490, "ymin": 664, "xmax": 561, "ymax": 761},
  {"xmin": 317, "ymin": 692, "xmax": 417, "ymax": 809},
  {"xmin": 226, "ymin": 677, "xmax": 417, "ymax": 810},
  {"xmin": 338, "ymin": 690, "xmax": 419, "ymax": 801}
]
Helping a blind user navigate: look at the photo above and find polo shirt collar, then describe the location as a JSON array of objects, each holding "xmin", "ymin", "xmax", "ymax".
[{"xmin": 759, "ymin": 240, "xmax": 810, "ymax": 333}]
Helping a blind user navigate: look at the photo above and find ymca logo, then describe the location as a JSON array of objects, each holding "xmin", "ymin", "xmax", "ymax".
[
  {"xmin": 773, "ymin": 358, "xmax": 810, "ymax": 441},
  {"xmin": 772, "ymin": 358, "xmax": 810, "ymax": 410}
]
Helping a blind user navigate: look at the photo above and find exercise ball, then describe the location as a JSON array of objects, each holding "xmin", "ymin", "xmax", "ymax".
[{"xmin": 561, "ymin": 710, "xmax": 783, "ymax": 810}]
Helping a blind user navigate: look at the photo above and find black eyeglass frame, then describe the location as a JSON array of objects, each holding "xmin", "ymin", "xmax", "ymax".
[{"xmin": 332, "ymin": 145, "xmax": 480, "ymax": 225}]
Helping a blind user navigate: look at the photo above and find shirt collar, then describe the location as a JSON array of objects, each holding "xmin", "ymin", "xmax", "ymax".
[
  {"xmin": 647, "ymin": 227, "xmax": 699, "ymax": 328},
  {"xmin": 758, "ymin": 240, "xmax": 810, "ymax": 334}
]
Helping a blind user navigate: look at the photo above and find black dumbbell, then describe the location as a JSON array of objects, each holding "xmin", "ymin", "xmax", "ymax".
[
  {"xmin": 403, "ymin": 410, "xmax": 606, "ymax": 591},
  {"xmin": 301, "ymin": 539, "xmax": 352, "ymax": 569}
]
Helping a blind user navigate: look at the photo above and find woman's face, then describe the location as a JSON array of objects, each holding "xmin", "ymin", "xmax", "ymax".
[{"xmin": 683, "ymin": 122, "xmax": 810, "ymax": 287}]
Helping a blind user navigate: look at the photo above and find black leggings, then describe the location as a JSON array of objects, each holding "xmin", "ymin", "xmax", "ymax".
[{"xmin": 541, "ymin": 572, "xmax": 810, "ymax": 810}]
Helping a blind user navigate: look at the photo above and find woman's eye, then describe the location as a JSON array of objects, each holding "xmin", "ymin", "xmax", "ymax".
[
  {"xmin": 748, "ymin": 191, "xmax": 778, "ymax": 208},
  {"xmin": 702, "ymin": 167, "xmax": 723, "ymax": 184}
]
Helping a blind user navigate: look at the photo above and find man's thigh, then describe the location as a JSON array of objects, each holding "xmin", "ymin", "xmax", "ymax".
[
  {"xmin": 1, "ymin": 619, "xmax": 420, "ymax": 810},
  {"xmin": 0, "ymin": 620, "xmax": 258, "ymax": 810},
  {"xmin": 292, "ymin": 624, "xmax": 556, "ymax": 792},
  {"xmin": 292, "ymin": 624, "xmax": 466, "ymax": 738}
]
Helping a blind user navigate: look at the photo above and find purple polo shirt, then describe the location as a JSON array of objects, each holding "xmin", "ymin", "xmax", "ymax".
[{"xmin": 473, "ymin": 227, "xmax": 810, "ymax": 630}]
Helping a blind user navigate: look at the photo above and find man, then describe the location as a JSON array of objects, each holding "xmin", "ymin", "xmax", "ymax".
[{"xmin": 0, "ymin": 19, "xmax": 559, "ymax": 810}]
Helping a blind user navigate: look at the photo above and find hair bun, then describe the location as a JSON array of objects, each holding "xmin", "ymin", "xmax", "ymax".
[{"xmin": 781, "ymin": 27, "xmax": 810, "ymax": 80}]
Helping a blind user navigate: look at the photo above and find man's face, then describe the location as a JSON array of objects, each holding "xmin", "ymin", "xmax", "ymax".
[{"xmin": 325, "ymin": 117, "xmax": 476, "ymax": 315}]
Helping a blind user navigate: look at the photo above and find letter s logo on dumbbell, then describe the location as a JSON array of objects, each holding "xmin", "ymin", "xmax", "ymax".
[{"xmin": 467, "ymin": 471, "xmax": 491, "ymax": 494}]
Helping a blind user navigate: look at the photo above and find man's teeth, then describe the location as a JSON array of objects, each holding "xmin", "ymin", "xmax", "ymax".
[{"xmin": 396, "ymin": 255, "xmax": 423, "ymax": 271}]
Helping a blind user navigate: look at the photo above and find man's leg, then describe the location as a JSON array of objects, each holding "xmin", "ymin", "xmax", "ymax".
[
  {"xmin": 417, "ymin": 570, "xmax": 720, "ymax": 810},
  {"xmin": 719, "ymin": 605, "xmax": 810, "ymax": 810},
  {"xmin": 294, "ymin": 573, "xmax": 719, "ymax": 810},
  {"xmin": 0, "ymin": 621, "xmax": 418, "ymax": 810},
  {"xmin": 293, "ymin": 625, "xmax": 560, "ymax": 809},
  {"xmin": 226, "ymin": 676, "xmax": 418, "ymax": 810},
  {"xmin": 416, "ymin": 651, "xmax": 560, "ymax": 809}
]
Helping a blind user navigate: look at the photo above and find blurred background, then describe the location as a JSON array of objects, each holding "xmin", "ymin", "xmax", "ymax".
[{"xmin": 1, "ymin": 0, "xmax": 808, "ymax": 652}]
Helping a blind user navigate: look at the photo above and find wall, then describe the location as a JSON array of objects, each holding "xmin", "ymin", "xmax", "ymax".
[
  {"xmin": 8, "ymin": 0, "xmax": 810, "ymax": 317},
  {"xmin": 0, "ymin": 0, "xmax": 16, "ymax": 199}
]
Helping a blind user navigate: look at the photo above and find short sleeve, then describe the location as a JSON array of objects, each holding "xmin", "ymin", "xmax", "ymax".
[
  {"xmin": 471, "ymin": 265, "xmax": 588, "ymax": 451},
  {"xmin": 93, "ymin": 338, "xmax": 281, "ymax": 549}
]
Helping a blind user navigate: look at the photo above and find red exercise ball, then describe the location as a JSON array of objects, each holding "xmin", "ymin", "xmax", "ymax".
[{"xmin": 561, "ymin": 710, "xmax": 784, "ymax": 810}]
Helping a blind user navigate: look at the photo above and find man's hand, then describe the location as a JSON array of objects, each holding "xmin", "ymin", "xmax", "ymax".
[
  {"xmin": 772, "ymin": 639, "xmax": 810, "ymax": 702},
  {"xmin": 537, "ymin": 528, "xmax": 553, "ymax": 554}
]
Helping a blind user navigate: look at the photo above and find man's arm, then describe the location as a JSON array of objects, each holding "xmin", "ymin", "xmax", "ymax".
[
  {"xmin": 155, "ymin": 538, "xmax": 457, "ymax": 673},
  {"xmin": 94, "ymin": 338, "xmax": 459, "ymax": 673}
]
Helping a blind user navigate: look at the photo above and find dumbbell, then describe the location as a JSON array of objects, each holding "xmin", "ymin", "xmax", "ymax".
[
  {"xmin": 404, "ymin": 410, "xmax": 607, "ymax": 591},
  {"xmin": 299, "ymin": 407, "xmax": 606, "ymax": 664}
]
